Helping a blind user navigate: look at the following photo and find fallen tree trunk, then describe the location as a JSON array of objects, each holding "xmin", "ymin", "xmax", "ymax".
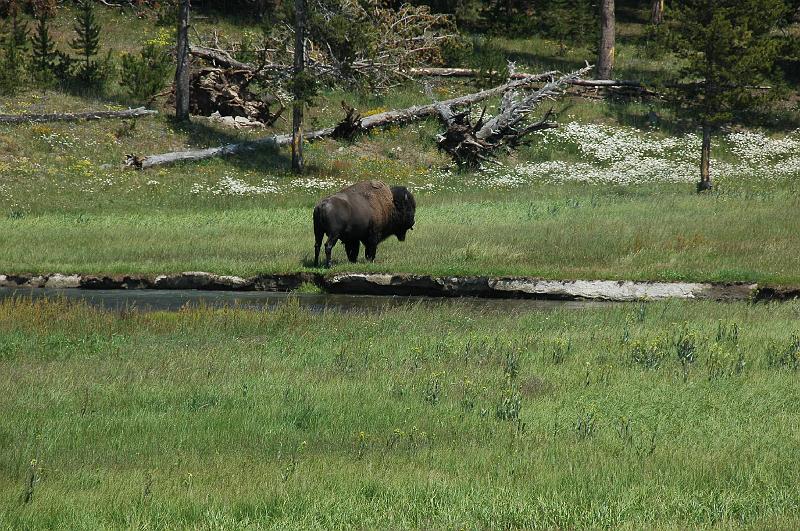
[
  {"xmin": 130, "ymin": 71, "xmax": 558, "ymax": 169},
  {"xmin": 407, "ymin": 67, "xmax": 541, "ymax": 79},
  {"xmin": 0, "ymin": 107, "xmax": 157, "ymax": 124},
  {"xmin": 408, "ymin": 67, "xmax": 644, "ymax": 88},
  {"xmin": 190, "ymin": 46, "xmax": 769, "ymax": 101},
  {"xmin": 190, "ymin": 45, "xmax": 268, "ymax": 72},
  {"xmin": 127, "ymin": 127, "xmax": 336, "ymax": 169}
]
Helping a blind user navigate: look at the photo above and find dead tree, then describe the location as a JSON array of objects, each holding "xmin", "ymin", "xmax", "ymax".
[
  {"xmin": 191, "ymin": 1, "xmax": 458, "ymax": 94},
  {"xmin": 128, "ymin": 70, "xmax": 562, "ymax": 169},
  {"xmin": 183, "ymin": 67, "xmax": 284, "ymax": 125},
  {"xmin": 175, "ymin": 0, "xmax": 191, "ymax": 121},
  {"xmin": 431, "ymin": 66, "xmax": 592, "ymax": 167}
]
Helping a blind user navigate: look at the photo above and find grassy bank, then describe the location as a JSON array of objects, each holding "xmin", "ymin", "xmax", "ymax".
[{"xmin": 1, "ymin": 298, "xmax": 799, "ymax": 527}]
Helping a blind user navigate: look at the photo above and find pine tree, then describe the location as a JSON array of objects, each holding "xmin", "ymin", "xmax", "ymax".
[
  {"xmin": 670, "ymin": 0, "xmax": 786, "ymax": 191},
  {"xmin": 30, "ymin": 11, "xmax": 56, "ymax": 87},
  {"xmin": 70, "ymin": 0, "xmax": 102, "ymax": 87},
  {"xmin": 0, "ymin": 5, "xmax": 29, "ymax": 94}
]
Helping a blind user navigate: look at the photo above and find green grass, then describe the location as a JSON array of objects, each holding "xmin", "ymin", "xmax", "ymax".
[
  {"xmin": 1, "ymin": 298, "xmax": 799, "ymax": 528},
  {"xmin": 1, "ymin": 184, "xmax": 799, "ymax": 283}
]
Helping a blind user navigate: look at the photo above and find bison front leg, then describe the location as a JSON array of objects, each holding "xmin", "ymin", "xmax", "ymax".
[
  {"xmin": 365, "ymin": 237, "xmax": 378, "ymax": 262},
  {"xmin": 344, "ymin": 240, "xmax": 360, "ymax": 263}
]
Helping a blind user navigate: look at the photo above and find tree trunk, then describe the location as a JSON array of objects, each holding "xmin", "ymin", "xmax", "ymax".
[
  {"xmin": 650, "ymin": 0, "xmax": 664, "ymax": 25},
  {"xmin": 291, "ymin": 0, "xmax": 306, "ymax": 172},
  {"xmin": 175, "ymin": 0, "xmax": 191, "ymax": 122},
  {"xmin": 698, "ymin": 123, "xmax": 712, "ymax": 192},
  {"xmin": 597, "ymin": 0, "xmax": 615, "ymax": 79}
]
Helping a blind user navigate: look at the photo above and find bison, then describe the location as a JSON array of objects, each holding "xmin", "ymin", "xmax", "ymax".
[{"xmin": 313, "ymin": 180, "xmax": 416, "ymax": 267}]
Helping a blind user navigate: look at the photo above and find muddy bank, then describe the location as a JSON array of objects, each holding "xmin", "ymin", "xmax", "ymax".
[{"xmin": 0, "ymin": 271, "xmax": 779, "ymax": 302}]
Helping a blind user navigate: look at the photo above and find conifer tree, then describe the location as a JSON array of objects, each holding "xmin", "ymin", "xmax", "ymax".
[
  {"xmin": 70, "ymin": 0, "xmax": 101, "ymax": 87},
  {"xmin": 175, "ymin": 0, "xmax": 191, "ymax": 121},
  {"xmin": 0, "ymin": 3, "xmax": 29, "ymax": 94},
  {"xmin": 597, "ymin": 0, "xmax": 615, "ymax": 78},
  {"xmin": 670, "ymin": 0, "xmax": 785, "ymax": 191},
  {"xmin": 30, "ymin": 11, "xmax": 56, "ymax": 86}
]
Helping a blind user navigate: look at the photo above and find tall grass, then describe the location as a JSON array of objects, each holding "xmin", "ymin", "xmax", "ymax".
[{"xmin": 0, "ymin": 298, "xmax": 799, "ymax": 527}]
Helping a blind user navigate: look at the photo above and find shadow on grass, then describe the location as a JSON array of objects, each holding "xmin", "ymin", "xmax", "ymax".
[{"xmin": 165, "ymin": 116, "xmax": 295, "ymax": 172}]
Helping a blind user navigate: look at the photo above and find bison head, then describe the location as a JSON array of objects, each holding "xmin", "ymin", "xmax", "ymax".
[{"xmin": 391, "ymin": 186, "xmax": 416, "ymax": 241}]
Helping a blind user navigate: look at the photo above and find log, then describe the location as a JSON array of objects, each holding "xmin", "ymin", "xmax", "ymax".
[
  {"xmin": 408, "ymin": 67, "xmax": 539, "ymax": 79},
  {"xmin": 190, "ymin": 45, "xmax": 263, "ymax": 72},
  {"xmin": 408, "ymin": 67, "xmax": 645, "ymax": 88},
  {"xmin": 131, "ymin": 71, "xmax": 559, "ymax": 169},
  {"xmin": 127, "ymin": 127, "xmax": 336, "ymax": 169},
  {"xmin": 407, "ymin": 69, "xmax": 770, "ymax": 93},
  {"xmin": 0, "ymin": 107, "xmax": 157, "ymax": 124}
]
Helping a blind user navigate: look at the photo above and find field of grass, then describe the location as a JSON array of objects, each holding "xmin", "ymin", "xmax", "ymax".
[
  {"xmin": 2, "ymin": 183, "xmax": 799, "ymax": 283},
  {"xmin": 1, "ymin": 298, "xmax": 799, "ymax": 527}
]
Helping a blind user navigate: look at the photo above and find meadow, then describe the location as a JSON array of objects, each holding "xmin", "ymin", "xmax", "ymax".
[
  {"xmin": 1, "ymin": 6, "xmax": 798, "ymax": 283},
  {"xmin": 1, "ymin": 92, "xmax": 799, "ymax": 283},
  {"xmin": 0, "ymin": 297, "xmax": 799, "ymax": 528}
]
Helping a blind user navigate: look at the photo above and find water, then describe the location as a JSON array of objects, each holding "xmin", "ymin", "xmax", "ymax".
[{"xmin": 0, "ymin": 288, "xmax": 613, "ymax": 313}]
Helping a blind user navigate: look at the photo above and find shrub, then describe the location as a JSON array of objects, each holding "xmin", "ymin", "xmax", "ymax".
[
  {"xmin": 469, "ymin": 36, "xmax": 507, "ymax": 88},
  {"xmin": 538, "ymin": 0, "xmax": 596, "ymax": 55},
  {"xmin": 120, "ymin": 42, "xmax": 172, "ymax": 104},
  {"xmin": 766, "ymin": 334, "xmax": 800, "ymax": 370}
]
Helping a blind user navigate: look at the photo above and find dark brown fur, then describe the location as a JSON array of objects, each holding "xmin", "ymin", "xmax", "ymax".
[{"xmin": 313, "ymin": 180, "xmax": 416, "ymax": 267}]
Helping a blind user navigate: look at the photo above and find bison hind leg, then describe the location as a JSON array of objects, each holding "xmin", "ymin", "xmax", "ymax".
[
  {"xmin": 324, "ymin": 235, "xmax": 339, "ymax": 268},
  {"xmin": 314, "ymin": 235, "xmax": 323, "ymax": 267},
  {"xmin": 344, "ymin": 240, "xmax": 360, "ymax": 263},
  {"xmin": 313, "ymin": 207, "xmax": 325, "ymax": 267}
]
